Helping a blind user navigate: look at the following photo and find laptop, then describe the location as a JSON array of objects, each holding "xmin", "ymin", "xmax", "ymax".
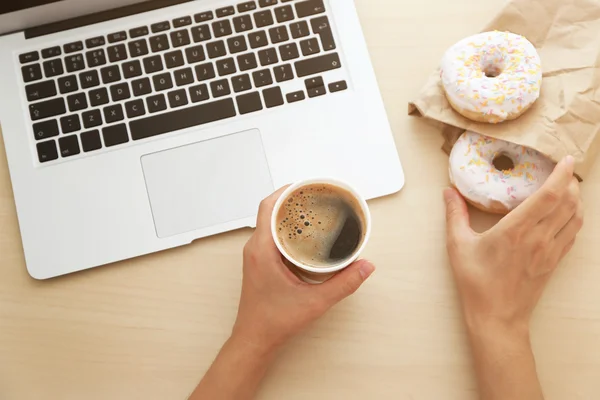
[{"xmin": 0, "ymin": 0, "xmax": 404, "ymax": 280}]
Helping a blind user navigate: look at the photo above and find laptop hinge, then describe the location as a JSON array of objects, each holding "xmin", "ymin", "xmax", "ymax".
[{"xmin": 24, "ymin": 0, "xmax": 193, "ymax": 39}]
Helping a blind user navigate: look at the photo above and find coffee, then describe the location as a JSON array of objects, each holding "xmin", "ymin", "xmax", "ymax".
[{"xmin": 276, "ymin": 183, "xmax": 366, "ymax": 268}]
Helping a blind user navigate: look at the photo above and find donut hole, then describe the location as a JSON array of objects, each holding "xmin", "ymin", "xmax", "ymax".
[
  {"xmin": 481, "ymin": 58, "xmax": 506, "ymax": 78},
  {"xmin": 492, "ymin": 154, "xmax": 516, "ymax": 172}
]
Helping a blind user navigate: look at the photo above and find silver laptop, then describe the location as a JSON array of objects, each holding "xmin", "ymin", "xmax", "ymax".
[{"xmin": 0, "ymin": 0, "xmax": 404, "ymax": 279}]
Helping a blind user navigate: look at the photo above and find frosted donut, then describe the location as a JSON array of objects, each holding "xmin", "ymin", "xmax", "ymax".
[
  {"xmin": 449, "ymin": 131, "xmax": 555, "ymax": 214},
  {"xmin": 441, "ymin": 31, "xmax": 542, "ymax": 124}
]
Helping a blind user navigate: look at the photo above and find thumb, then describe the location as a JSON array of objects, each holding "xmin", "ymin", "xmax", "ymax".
[
  {"xmin": 443, "ymin": 188, "xmax": 472, "ymax": 242},
  {"xmin": 317, "ymin": 260, "xmax": 375, "ymax": 306}
]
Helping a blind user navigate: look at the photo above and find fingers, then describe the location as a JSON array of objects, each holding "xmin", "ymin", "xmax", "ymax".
[
  {"xmin": 538, "ymin": 177, "xmax": 580, "ymax": 237},
  {"xmin": 316, "ymin": 260, "xmax": 375, "ymax": 306},
  {"xmin": 256, "ymin": 185, "xmax": 291, "ymax": 233},
  {"xmin": 443, "ymin": 188, "xmax": 473, "ymax": 245},
  {"xmin": 555, "ymin": 200, "xmax": 584, "ymax": 248}
]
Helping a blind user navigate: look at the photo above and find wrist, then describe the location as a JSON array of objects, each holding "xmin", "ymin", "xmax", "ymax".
[{"xmin": 229, "ymin": 328, "xmax": 282, "ymax": 360}]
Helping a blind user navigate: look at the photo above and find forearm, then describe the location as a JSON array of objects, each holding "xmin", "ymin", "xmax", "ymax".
[
  {"xmin": 467, "ymin": 321, "xmax": 544, "ymax": 400},
  {"xmin": 189, "ymin": 334, "xmax": 278, "ymax": 400}
]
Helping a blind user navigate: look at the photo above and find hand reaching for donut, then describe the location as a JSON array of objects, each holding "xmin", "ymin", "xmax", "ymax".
[{"xmin": 443, "ymin": 155, "xmax": 583, "ymax": 400}]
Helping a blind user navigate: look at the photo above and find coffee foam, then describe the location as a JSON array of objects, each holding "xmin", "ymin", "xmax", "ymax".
[{"xmin": 276, "ymin": 183, "xmax": 366, "ymax": 268}]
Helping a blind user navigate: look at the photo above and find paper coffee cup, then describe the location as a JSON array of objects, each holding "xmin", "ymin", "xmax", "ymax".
[{"xmin": 271, "ymin": 178, "xmax": 372, "ymax": 284}]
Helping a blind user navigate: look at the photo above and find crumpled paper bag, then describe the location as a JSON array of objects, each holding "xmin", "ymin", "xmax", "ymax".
[{"xmin": 408, "ymin": 0, "xmax": 600, "ymax": 180}]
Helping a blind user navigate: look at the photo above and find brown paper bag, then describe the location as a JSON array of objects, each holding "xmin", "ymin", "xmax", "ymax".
[{"xmin": 408, "ymin": 0, "xmax": 600, "ymax": 180}]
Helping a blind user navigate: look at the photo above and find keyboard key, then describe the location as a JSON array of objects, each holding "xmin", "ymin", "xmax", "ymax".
[
  {"xmin": 259, "ymin": 0, "xmax": 278, "ymax": 7},
  {"xmin": 143, "ymin": 56, "xmax": 163, "ymax": 74},
  {"xmin": 295, "ymin": 52, "xmax": 340, "ymax": 77},
  {"xmin": 279, "ymin": 42, "xmax": 299, "ymax": 61},
  {"xmin": 254, "ymin": 10, "xmax": 274, "ymax": 27},
  {"xmin": 249, "ymin": 30, "xmax": 268, "ymax": 48},
  {"xmin": 110, "ymin": 83, "xmax": 131, "ymax": 101},
  {"xmin": 32, "ymin": 120, "xmax": 59, "ymax": 140},
  {"xmin": 171, "ymin": 29, "xmax": 191, "ymax": 47},
  {"xmin": 25, "ymin": 80, "xmax": 56, "ymax": 102},
  {"xmin": 216, "ymin": 6, "xmax": 235, "ymax": 17},
  {"xmin": 86, "ymin": 36, "xmax": 105, "ymax": 48},
  {"xmin": 286, "ymin": 90, "xmax": 305, "ymax": 103},
  {"xmin": 103, "ymin": 104, "xmax": 124, "ymax": 123},
  {"xmin": 210, "ymin": 79, "xmax": 231, "ymax": 97},
  {"xmin": 173, "ymin": 16, "xmax": 192, "ymax": 27},
  {"xmin": 269, "ymin": 26, "xmax": 289, "ymax": 44},
  {"xmin": 237, "ymin": 2, "xmax": 257, "ymax": 13},
  {"xmin": 150, "ymin": 34, "xmax": 170, "ymax": 52},
  {"xmin": 207, "ymin": 40, "xmax": 227, "ymax": 58},
  {"xmin": 151, "ymin": 21, "xmax": 170, "ymax": 33},
  {"xmin": 274, "ymin": 5, "xmax": 293, "ymax": 22},
  {"xmin": 258, "ymin": 48, "xmax": 278, "ymax": 66},
  {"xmin": 147, "ymin": 94, "xmax": 167, "ymax": 113},
  {"xmin": 64, "ymin": 41, "xmax": 84, "ymax": 53},
  {"xmin": 174, "ymin": 67, "xmax": 195, "ymax": 86},
  {"xmin": 108, "ymin": 44, "xmax": 128, "ymax": 62},
  {"xmin": 20, "ymin": 51, "xmax": 39, "ymax": 64},
  {"xmin": 237, "ymin": 92, "xmax": 263, "ymax": 114},
  {"xmin": 189, "ymin": 84, "xmax": 210, "ymax": 102},
  {"xmin": 308, "ymin": 86, "xmax": 326, "ymax": 97},
  {"xmin": 290, "ymin": 21, "xmax": 310, "ymax": 38},
  {"xmin": 195, "ymin": 62, "xmax": 216, "ymax": 81},
  {"xmin": 153, "ymin": 73, "xmax": 173, "ymax": 91},
  {"xmin": 102, "ymin": 124, "xmax": 129, "ymax": 147},
  {"xmin": 17, "ymin": 63, "xmax": 38, "ymax": 85},
  {"xmin": 263, "ymin": 86, "xmax": 284, "ymax": 108},
  {"xmin": 232, "ymin": 74, "xmax": 252, "ymax": 92},
  {"xmin": 233, "ymin": 15, "xmax": 253, "ymax": 33},
  {"xmin": 43, "ymin": 59, "xmax": 64, "ymax": 77},
  {"xmin": 329, "ymin": 80, "xmax": 347, "ymax": 93},
  {"xmin": 311, "ymin": 16, "xmax": 336, "ymax": 51},
  {"xmin": 60, "ymin": 114, "xmax": 81, "ymax": 133},
  {"xmin": 252, "ymin": 69, "xmax": 273, "ymax": 87},
  {"xmin": 59, "ymin": 135, "xmax": 80, "ymax": 157},
  {"xmin": 122, "ymin": 60, "xmax": 143, "ymax": 78},
  {"xmin": 81, "ymin": 130, "xmax": 102, "ymax": 152},
  {"xmin": 237, "ymin": 52, "xmax": 258, "ymax": 71},
  {"xmin": 295, "ymin": 0, "xmax": 325, "ymax": 18},
  {"xmin": 300, "ymin": 38, "xmax": 320, "ymax": 56},
  {"xmin": 101, "ymin": 65, "xmax": 122, "ymax": 84},
  {"xmin": 125, "ymin": 99, "xmax": 146, "ymax": 118},
  {"xmin": 82, "ymin": 110, "xmax": 102, "ymax": 128},
  {"xmin": 67, "ymin": 92, "xmax": 88, "ymax": 112},
  {"xmin": 79, "ymin": 70, "xmax": 100, "ymax": 89},
  {"xmin": 130, "ymin": 98, "xmax": 236, "ymax": 140},
  {"xmin": 108, "ymin": 31, "xmax": 127, "ymax": 43},
  {"xmin": 305, "ymin": 76, "xmax": 324, "ymax": 89},
  {"xmin": 216, "ymin": 58, "xmax": 236, "ymax": 76},
  {"xmin": 168, "ymin": 89, "xmax": 189, "ymax": 108},
  {"xmin": 128, "ymin": 40, "xmax": 149, "ymax": 57},
  {"xmin": 185, "ymin": 45, "xmax": 205, "ymax": 63},
  {"xmin": 89, "ymin": 88, "xmax": 109, "ymax": 106},
  {"xmin": 41, "ymin": 47, "xmax": 61, "ymax": 59},
  {"xmin": 132, "ymin": 77, "xmax": 152, "ymax": 96},
  {"xmin": 273, "ymin": 64, "xmax": 294, "ymax": 82},
  {"xmin": 29, "ymin": 98, "xmax": 66, "ymax": 120},
  {"xmin": 191, "ymin": 25, "xmax": 212, "ymax": 42},
  {"xmin": 227, "ymin": 35, "xmax": 248, "ymax": 53},
  {"xmin": 165, "ymin": 50, "xmax": 184, "ymax": 68},
  {"xmin": 212, "ymin": 20, "xmax": 233, "ymax": 38},
  {"xmin": 194, "ymin": 11, "xmax": 214, "ymax": 23},
  {"xmin": 65, "ymin": 54, "xmax": 85, "ymax": 73},
  {"xmin": 58, "ymin": 75, "xmax": 78, "ymax": 94},
  {"xmin": 37, "ymin": 140, "xmax": 58, "ymax": 163},
  {"xmin": 130, "ymin": 26, "xmax": 149, "ymax": 38}
]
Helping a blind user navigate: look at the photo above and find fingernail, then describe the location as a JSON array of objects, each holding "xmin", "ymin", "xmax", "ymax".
[
  {"xmin": 359, "ymin": 261, "xmax": 375, "ymax": 279},
  {"xmin": 443, "ymin": 188, "xmax": 454, "ymax": 202},
  {"xmin": 565, "ymin": 155, "xmax": 574, "ymax": 167}
]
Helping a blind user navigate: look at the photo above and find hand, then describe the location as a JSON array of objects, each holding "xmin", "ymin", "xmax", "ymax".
[
  {"xmin": 232, "ymin": 186, "xmax": 376, "ymax": 353},
  {"xmin": 443, "ymin": 155, "xmax": 583, "ymax": 334}
]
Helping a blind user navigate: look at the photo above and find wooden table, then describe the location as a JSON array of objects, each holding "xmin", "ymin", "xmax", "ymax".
[{"xmin": 2, "ymin": 1, "xmax": 600, "ymax": 399}]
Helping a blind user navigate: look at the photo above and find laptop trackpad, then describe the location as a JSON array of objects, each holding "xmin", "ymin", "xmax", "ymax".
[{"xmin": 141, "ymin": 129, "xmax": 274, "ymax": 238}]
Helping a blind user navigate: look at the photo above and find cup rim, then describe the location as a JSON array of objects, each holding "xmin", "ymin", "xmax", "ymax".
[{"xmin": 270, "ymin": 177, "xmax": 372, "ymax": 274}]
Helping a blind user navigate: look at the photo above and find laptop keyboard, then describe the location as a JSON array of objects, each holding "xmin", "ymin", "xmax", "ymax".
[{"xmin": 18, "ymin": 0, "xmax": 348, "ymax": 164}]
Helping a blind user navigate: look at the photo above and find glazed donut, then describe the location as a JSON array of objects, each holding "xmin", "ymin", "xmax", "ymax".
[
  {"xmin": 449, "ymin": 131, "xmax": 555, "ymax": 214},
  {"xmin": 441, "ymin": 31, "xmax": 542, "ymax": 124}
]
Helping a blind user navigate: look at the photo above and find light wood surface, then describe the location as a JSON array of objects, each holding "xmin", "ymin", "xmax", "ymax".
[{"xmin": 2, "ymin": 1, "xmax": 600, "ymax": 399}]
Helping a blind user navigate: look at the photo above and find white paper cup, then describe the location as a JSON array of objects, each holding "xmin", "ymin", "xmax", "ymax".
[{"xmin": 271, "ymin": 178, "xmax": 372, "ymax": 284}]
